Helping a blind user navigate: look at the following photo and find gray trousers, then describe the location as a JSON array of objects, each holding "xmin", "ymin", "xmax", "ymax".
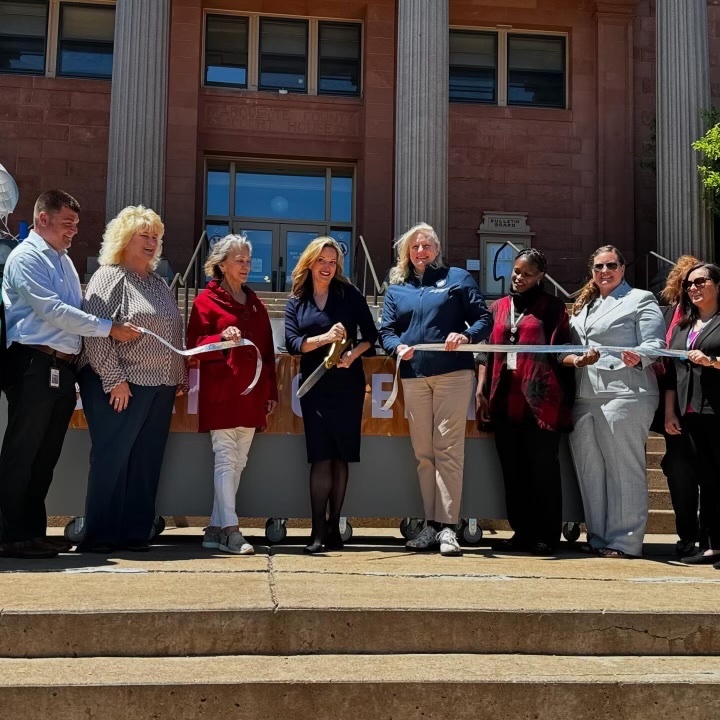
[{"xmin": 569, "ymin": 396, "xmax": 656, "ymax": 556}]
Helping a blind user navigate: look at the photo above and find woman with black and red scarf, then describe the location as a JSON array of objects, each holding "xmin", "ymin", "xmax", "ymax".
[{"xmin": 476, "ymin": 248, "xmax": 575, "ymax": 556}]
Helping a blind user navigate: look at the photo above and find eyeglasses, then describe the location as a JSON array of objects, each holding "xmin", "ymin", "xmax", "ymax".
[
  {"xmin": 592, "ymin": 262, "xmax": 620, "ymax": 272},
  {"xmin": 683, "ymin": 277, "xmax": 712, "ymax": 291}
]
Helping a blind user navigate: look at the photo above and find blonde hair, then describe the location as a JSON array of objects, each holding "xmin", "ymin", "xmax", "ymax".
[
  {"xmin": 99, "ymin": 205, "xmax": 164, "ymax": 271},
  {"xmin": 290, "ymin": 237, "xmax": 349, "ymax": 298},
  {"xmin": 572, "ymin": 245, "xmax": 626, "ymax": 316},
  {"xmin": 389, "ymin": 223, "xmax": 444, "ymax": 285},
  {"xmin": 660, "ymin": 254, "xmax": 700, "ymax": 305},
  {"xmin": 204, "ymin": 234, "xmax": 253, "ymax": 280}
]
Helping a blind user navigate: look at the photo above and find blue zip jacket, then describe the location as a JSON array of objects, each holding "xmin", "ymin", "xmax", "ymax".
[{"xmin": 379, "ymin": 265, "xmax": 492, "ymax": 378}]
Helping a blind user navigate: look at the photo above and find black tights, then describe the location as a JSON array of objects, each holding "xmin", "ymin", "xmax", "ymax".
[{"xmin": 309, "ymin": 459, "xmax": 349, "ymax": 542}]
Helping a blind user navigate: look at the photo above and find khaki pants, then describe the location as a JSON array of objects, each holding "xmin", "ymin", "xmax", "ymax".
[{"xmin": 401, "ymin": 370, "xmax": 473, "ymax": 524}]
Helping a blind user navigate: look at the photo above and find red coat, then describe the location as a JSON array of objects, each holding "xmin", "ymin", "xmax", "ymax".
[{"xmin": 187, "ymin": 280, "xmax": 278, "ymax": 432}]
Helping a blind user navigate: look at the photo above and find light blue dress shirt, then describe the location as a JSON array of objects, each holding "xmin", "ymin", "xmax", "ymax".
[{"xmin": 2, "ymin": 230, "xmax": 112, "ymax": 354}]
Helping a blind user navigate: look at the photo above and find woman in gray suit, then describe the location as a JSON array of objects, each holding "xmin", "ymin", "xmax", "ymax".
[{"xmin": 562, "ymin": 246, "xmax": 665, "ymax": 557}]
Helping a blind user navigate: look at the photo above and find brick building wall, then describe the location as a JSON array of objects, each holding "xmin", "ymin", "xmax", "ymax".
[{"xmin": 0, "ymin": 75, "xmax": 110, "ymax": 275}]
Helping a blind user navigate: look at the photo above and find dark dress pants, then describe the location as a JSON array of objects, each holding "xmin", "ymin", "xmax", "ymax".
[
  {"xmin": 661, "ymin": 430, "xmax": 705, "ymax": 547},
  {"xmin": 493, "ymin": 417, "xmax": 563, "ymax": 547},
  {"xmin": 78, "ymin": 367, "xmax": 175, "ymax": 549},
  {"xmin": 681, "ymin": 414, "xmax": 720, "ymax": 550},
  {"xmin": 0, "ymin": 344, "xmax": 77, "ymax": 543}
]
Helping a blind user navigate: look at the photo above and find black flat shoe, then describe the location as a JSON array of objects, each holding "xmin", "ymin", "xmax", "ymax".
[
  {"xmin": 323, "ymin": 530, "xmax": 344, "ymax": 551},
  {"xmin": 304, "ymin": 540, "xmax": 324, "ymax": 554},
  {"xmin": 676, "ymin": 540, "xmax": 697, "ymax": 557},
  {"xmin": 492, "ymin": 537, "xmax": 531, "ymax": 553},
  {"xmin": 681, "ymin": 552, "xmax": 720, "ymax": 565},
  {"xmin": 530, "ymin": 542, "xmax": 556, "ymax": 556}
]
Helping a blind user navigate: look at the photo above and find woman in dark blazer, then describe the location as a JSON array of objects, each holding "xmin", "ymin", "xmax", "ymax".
[
  {"xmin": 665, "ymin": 262, "xmax": 720, "ymax": 566},
  {"xmin": 284, "ymin": 237, "xmax": 378, "ymax": 554}
]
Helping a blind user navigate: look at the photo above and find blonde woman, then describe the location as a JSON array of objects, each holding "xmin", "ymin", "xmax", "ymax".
[
  {"xmin": 378, "ymin": 223, "xmax": 492, "ymax": 556},
  {"xmin": 77, "ymin": 206, "xmax": 187, "ymax": 553},
  {"xmin": 284, "ymin": 237, "xmax": 377, "ymax": 553},
  {"xmin": 562, "ymin": 245, "xmax": 665, "ymax": 558}
]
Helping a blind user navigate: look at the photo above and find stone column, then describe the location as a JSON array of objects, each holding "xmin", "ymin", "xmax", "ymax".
[
  {"xmin": 394, "ymin": 0, "xmax": 449, "ymax": 247},
  {"xmin": 106, "ymin": 0, "xmax": 170, "ymax": 219},
  {"xmin": 656, "ymin": 0, "xmax": 712, "ymax": 260}
]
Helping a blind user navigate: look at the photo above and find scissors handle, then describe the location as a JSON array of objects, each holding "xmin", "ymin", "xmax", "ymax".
[{"xmin": 324, "ymin": 335, "xmax": 351, "ymax": 368}]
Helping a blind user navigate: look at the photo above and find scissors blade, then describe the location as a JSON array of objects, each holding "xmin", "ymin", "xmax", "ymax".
[{"xmin": 296, "ymin": 362, "xmax": 328, "ymax": 398}]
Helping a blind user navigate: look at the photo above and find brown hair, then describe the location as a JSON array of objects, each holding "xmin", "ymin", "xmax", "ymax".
[
  {"xmin": 33, "ymin": 189, "xmax": 80, "ymax": 221},
  {"xmin": 677, "ymin": 262, "xmax": 720, "ymax": 329},
  {"xmin": 660, "ymin": 255, "xmax": 700, "ymax": 306},
  {"xmin": 571, "ymin": 245, "xmax": 627, "ymax": 316}
]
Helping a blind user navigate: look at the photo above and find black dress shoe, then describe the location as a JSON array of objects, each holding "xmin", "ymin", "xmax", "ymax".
[
  {"xmin": 492, "ymin": 537, "xmax": 531, "ymax": 553},
  {"xmin": 126, "ymin": 540, "xmax": 150, "ymax": 552},
  {"xmin": 38, "ymin": 537, "xmax": 73, "ymax": 553},
  {"xmin": 681, "ymin": 551, "xmax": 720, "ymax": 565},
  {"xmin": 530, "ymin": 542, "xmax": 556, "ymax": 556},
  {"xmin": 323, "ymin": 529, "xmax": 344, "ymax": 551},
  {"xmin": 676, "ymin": 540, "xmax": 697, "ymax": 557},
  {"xmin": 0, "ymin": 539, "xmax": 58, "ymax": 559}
]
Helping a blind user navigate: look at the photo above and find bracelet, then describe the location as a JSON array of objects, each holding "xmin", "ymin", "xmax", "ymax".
[{"xmin": 573, "ymin": 355, "xmax": 581, "ymax": 368}]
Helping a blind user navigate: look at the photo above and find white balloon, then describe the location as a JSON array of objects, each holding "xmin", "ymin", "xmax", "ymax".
[{"xmin": 0, "ymin": 164, "xmax": 19, "ymax": 223}]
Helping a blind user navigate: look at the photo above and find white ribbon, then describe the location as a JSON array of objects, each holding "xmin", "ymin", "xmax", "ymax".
[
  {"xmin": 381, "ymin": 343, "xmax": 689, "ymax": 411},
  {"xmin": 139, "ymin": 328, "xmax": 262, "ymax": 396}
]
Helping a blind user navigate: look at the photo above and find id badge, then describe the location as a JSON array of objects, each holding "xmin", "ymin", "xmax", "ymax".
[
  {"xmin": 49, "ymin": 367, "xmax": 60, "ymax": 389},
  {"xmin": 506, "ymin": 352, "xmax": 518, "ymax": 371}
]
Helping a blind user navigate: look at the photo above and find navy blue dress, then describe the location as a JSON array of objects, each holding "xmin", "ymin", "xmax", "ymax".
[{"xmin": 285, "ymin": 281, "xmax": 378, "ymax": 463}]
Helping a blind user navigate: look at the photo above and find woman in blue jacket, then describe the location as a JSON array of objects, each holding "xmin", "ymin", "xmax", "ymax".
[{"xmin": 379, "ymin": 223, "xmax": 492, "ymax": 556}]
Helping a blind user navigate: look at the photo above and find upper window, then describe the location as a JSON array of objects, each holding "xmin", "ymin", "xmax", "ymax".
[
  {"xmin": 507, "ymin": 34, "xmax": 565, "ymax": 108},
  {"xmin": 205, "ymin": 13, "xmax": 248, "ymax": 88},
  {"xmin": 318, "ymin": 22, "xmax": 361, "ymax": 97},
  {"xmin": 0, "ymin": 0, "xmax": 48, "ymax": 75},
  {"xmin": 203, "ymin": 13, "xmax": 362, "ymax": 98},
  {"xmin": 449, "ymin": 28, "xmax": 567, "ymax": 109},
  {"xmin": 57, "ymin": 3, "xmax": 114, "ymax": 79},
  {"xmin": 259, "ymin": 18, "xmax": 308, "ymax": 92},
  {"xmin": 0, "ymin": 0, "xmax": 115, "ymax": 78},
  {"xmin": 449, "ymin": 30, "xmax": 497, "ymax": 104}
]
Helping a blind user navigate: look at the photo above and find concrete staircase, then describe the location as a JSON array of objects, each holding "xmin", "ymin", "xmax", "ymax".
[{"xmin": 647, "ymin": 433, "xmax": 676, "ymax": 535}]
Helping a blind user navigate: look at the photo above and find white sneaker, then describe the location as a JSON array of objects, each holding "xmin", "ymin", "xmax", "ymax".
[
  {"xmin": 202, "ymin": 526, "xmax": 222, "ymax": 549},
  {"xmin": 219, "ymin": 530, "xmax": 255, "ymax": 556},
  {"xmin": 438, "ymin": 527, "xmax": 462, "ymax": 556},
  {"xmin": 405, "ymin": 525, "xmax": 439, "ymax": 551}
]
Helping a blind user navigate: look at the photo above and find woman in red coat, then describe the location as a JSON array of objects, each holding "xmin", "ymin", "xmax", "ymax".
[{"xmin": 187, "ymin": 234, "xmax": 278, "ymax": 556}]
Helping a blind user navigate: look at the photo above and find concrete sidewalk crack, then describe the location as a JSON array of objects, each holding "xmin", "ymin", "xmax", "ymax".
[{"xmin": 267, "ymin": 549, "xmax": 279, "ymax": 612}]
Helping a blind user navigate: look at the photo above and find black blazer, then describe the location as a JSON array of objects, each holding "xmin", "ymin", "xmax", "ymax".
[{"xmin": 668, "ymin": 315, "xmax": 720, "ymax": 415}]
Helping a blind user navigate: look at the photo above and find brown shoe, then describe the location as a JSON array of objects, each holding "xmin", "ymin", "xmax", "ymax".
[
  {"xmin": 38, "ymin": 537, "xmax": 73, "ymax": 553},
  {"xmin": 0, "ymin": 539, "xmax": 59, "ymax": 559}
]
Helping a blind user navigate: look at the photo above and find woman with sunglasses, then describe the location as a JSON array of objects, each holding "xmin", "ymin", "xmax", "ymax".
[
  {"xmin": 665, "ymin": 263, "xmax": 720, "ymax": 566},
  {"xmin": 564, "ymin": 245, "xmax": 665, "ymax": 558},
  {"xmin": 476, "ymin": 248, "xmax": 575, "ymax": 556}
]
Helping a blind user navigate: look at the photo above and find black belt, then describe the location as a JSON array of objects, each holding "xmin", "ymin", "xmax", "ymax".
[{"xmin": 24, "ymin": 344, "xmax": 79, "ymax": 365}]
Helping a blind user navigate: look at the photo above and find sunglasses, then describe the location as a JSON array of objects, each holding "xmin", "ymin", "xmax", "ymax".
[
  {"xmin": 683, "ymin": 277, "xmax": 712, "ymax": 291},
  {"xmin": 592, "ymin": 262, "xmax": 620, "ymax": 272}
]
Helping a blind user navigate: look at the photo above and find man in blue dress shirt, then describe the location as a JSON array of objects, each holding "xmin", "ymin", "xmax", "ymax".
[{"xmin": 0, "ymin": 190, "xmax": 140, "ymax": 559}]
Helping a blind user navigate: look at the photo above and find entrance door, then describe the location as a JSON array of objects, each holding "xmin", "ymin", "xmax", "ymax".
[{"xmin": 281, "ymin": 224, "xmax": 326, "ymax": 291}]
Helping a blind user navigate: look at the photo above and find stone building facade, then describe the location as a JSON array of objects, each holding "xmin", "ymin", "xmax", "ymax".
[{"xmin": 0, "ymin": 0, "xmax": 718, "ymax": 293}]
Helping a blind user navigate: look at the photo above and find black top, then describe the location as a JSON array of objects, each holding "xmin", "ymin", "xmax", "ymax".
[
  {"xmin": 284, "ymin": 280, "xmax": 378, "ymax": 390},
  {"xmin": 668, "ymin": 314, "xmax": 720, "ymax": 415}
]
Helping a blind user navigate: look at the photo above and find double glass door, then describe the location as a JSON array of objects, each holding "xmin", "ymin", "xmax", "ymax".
[{"xmin": 232, "ymin": 222, "xmax": 326, "ymax": 291}]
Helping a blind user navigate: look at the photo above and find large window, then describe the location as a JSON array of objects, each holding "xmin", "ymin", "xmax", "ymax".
[
  {"xmin": 0, "ymin": 0, "xmax": 115, "ymax": 78},
  {"xmin": 449, "ymin": 30, "xmax": 497, "ymax": 104},
  {"xmin": 203, "ymin": 13, "xmax": 362, "ymax": 97},
  {"xmin": 449, "ymin": 28, "xmax": 567, "ymax": 109},
  {"xmin": 205, "ymin": 14, "xmax": 248, "ymax": 88},
  {"xmin": 0, "ymin": 0, "xmax": 48, "ymax": 75}
]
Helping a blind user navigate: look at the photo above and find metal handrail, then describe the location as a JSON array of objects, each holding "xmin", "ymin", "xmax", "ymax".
[
  {"xmin": 625, "ymin": 250, "xmax": 676, "ymax": 291},
  {"xmin": 170, "ymin": 231, "xmax": 210, "ymax": 339},
  {"xmin": 491, "ymin": 240, "xmax": 578, "ymax": 299},
  {"xmin": 353, "ymin": 234, "xmax": 385, "ymax": 306}
]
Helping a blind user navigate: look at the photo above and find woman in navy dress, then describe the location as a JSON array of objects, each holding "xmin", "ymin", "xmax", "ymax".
[{"xmin": 284, "ymin": 237, "xmax": 378, "ymax": 553}]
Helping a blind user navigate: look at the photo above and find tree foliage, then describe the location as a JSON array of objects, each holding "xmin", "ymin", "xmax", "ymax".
[{"xmin": 693, "ymin": 109, "xmax": 720, "ymax": 215}]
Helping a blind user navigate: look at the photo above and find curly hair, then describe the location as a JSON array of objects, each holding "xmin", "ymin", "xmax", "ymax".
[
  {"xmin": 660, "ymin": 255, "xmax": 700, "ymax": 306},
  {"xmin": 388, "ymin": 223, "xmax": 444, "ymax": 285},
  {"xmin": 290, "ymin": 236, "xmax": 350, "ymax": 299},
  {"xmin": 99, "ymin": 205, "xmax": 164, "ymax": 271},
  {"xmin": 204, "ymin": 234, "xmax": 253, "ymax": 280},
  {"xmin": 571, "ymin": 245, "xmax": 627, "ymax": 316}
]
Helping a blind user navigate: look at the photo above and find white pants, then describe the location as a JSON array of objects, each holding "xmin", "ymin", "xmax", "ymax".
[{"xmin": 209, "ymin": 427, "xmax": 256, "ymax": 528}]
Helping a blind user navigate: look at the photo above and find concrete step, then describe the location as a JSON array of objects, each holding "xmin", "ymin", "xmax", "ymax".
[
  {"xmin": 1, "ymin": 654, "xmax": 720, "ymax": 720},
  {"xmin": 648, "ymin": 468, "xmax": 668, "ymax": 490},
  {"xmin": 647, "ymin": 509, "xmax": 677, "ymax": 534},
  {"xmin": 648, "ymin": 434, "xmax": 666, "ymax": 453},
  {"xmin": 649, "ymin": 489, "xmax": 673, "ymax": 511},
  {"xmin": 647, "ymin": 451, "xmax": 664, "ymax": 470}
]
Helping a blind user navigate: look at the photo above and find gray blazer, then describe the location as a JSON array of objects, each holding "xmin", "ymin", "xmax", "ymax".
[{"xmin": 569, "ymin": 281, "xmax": 665, "ymax": 399}]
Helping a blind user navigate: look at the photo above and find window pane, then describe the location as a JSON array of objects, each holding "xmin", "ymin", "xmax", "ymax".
[
  {"xmin": 0, "ymin": 0, "xmax": 47, "ymax": 75},
  {"xmin": 329, "ymin": 228, "xmax": 352, "ymax": 275},
  {"xmin": 58, "ymin": 4, "xmax": 114, "ymax": 79},
  {"xmin": 235, "ymin": 170, "xmax": 325, "ymax": 221},
  {"xmin": 205, "ymin": 14, "xmax": 248, "ymax": 87},
  {"xmin": 240, "ymin": 229, "xmax": 273, "ymax": 285},
  {"xmin": 508, "ymin": 35, "xmax": 565, "ymax": 108},
  {"xmin": 449, "ymin": 30, "xmax": 497, "ymax": 104},
  {"xmin": 331, "ymin": 172, "xmax": 353, "ymax": 222},
  {"xmin": 206, "ymin": 168, "xmax": 230, "ymax": 216},
  {"xmin": 318, "ymin": 22, "xmax": 360, "ymax": 96},
  {"xmin": 259, "ymin": 19, "xmax": 307, "ymax": 92},
  {"xmin": 206, "ymin": 224, "xmax": 229, "ymax": 250}
]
